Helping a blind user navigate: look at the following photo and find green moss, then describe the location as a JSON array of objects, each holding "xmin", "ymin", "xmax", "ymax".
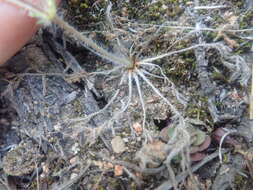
[
  {"xmin": 130, "ymin": 182, "xmax": 138, "ymax": 190},
  {"xmin": 186, "ymin": 105, "xmax": 208, "ymax": 120},
  {"xmin": 121, "ymin": 0, "xmax": 184, "ymax": 22},
  {"xmin": 64, "ymin": 0, "xmax": 107, "ymax": 30},
  {"xmin": 80, "ymin": 2, "xmax": 89, "ymax": 9},
  {"xmin": 97, "ymin": 187, "xmax": 106, "ymax": 190},
  {"xmin": 229, "ymin": 0, "xmax": 245, "ymax": 9},
  {"xmin": 235, "ymin": 41, "xmax": 252, "ymax": 54},
  {"xmin": 108, "ymin": 178, "xmax": 122, "ymax": 189},
  {"xmin": 205, "ymin": 31, "xmax": 218, "ymax": 42},
  {"xmin": 222, "ymin": 153, "xmax": 229, "ymax": 163},
  {"xmin": 211, "ymin": 71, "xmax": 229, "ymax": 83},
  {"xmin": 163, "ymin": 49, "xmax": 197, "ymax": 86},
  {"xmin": 186, "ymin": 95, "xmax": 210, "ymax": 120},
  {"xmin": 73, "ymin": 99, "xmax": 83, "ymax": 116},
  {"xmin": 239, "ymin": 9, "xmax": 253, "ymax": 29},
  {"xmin": 234, "ymin": 174, "xmax": 247, "ymax": 189}
]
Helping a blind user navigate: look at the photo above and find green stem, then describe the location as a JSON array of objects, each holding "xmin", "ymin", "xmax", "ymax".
[{"xmin": 53, "ymin": 15, "xmax": 130, "ymax": 66}]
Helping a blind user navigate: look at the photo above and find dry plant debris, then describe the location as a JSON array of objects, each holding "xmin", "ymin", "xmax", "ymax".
[{"xmin": 2, "ymin": 141, "xmax": 43, "ymax": 176}]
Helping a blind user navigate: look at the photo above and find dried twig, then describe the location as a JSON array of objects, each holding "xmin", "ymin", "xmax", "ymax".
[
  {"xmin": 51, "ymin": 163, "xmax": 91, "ymax": 190},
  {"xmin": 123, "ymin": 167, "xmax": 143, "ymax": 187},
  {"xmin": 96, "ymin": 153, "xmax": 166, "ymax": 175},
  {"xmin": 194, "ymin": 5, "xmax": 228, "ymax": 10},
  {"xmin": 155, "ymin": 150, "xmax": 229, "ymax": 190}
]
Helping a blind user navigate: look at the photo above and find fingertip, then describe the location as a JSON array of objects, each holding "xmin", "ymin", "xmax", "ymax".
[
  {"xmin": 0, "ymin": 0, "xmax": 60, "ymax": 65},
  {"xmin": 0, "ymin": 1, "xmax": 38, "ymax": 65}
]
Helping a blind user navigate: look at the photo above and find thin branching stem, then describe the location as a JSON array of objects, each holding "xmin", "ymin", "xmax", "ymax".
[
  {"xmin": 18, "ymin": 73, "xmax": 65, "ymax": 77},
  {"xmin": 111, "ymin": 72, "xmax": 133, "ymax": 119},
  {"xmin": 140, "ymin": 69, "xmax": 164, "ymax": 80},
  {"xmin": 139, "ymin": 63, "xmax": 187, "ymax": 106},
  {"xmin": 131, "ymin": 23, "xmax": 253, "ymax": 33},
  {"xmin": 117, "ymin": 73, "xmax": 133, "ymax": 111},
  {"xmin": 194, "ymin": 5, "xmax": 228, "ymax": 10},
  {"xmin": 89, "ymin": 66, "xmax": 123, "ymax": 76},
  {"xmin": 67, "ymin": 73, "xmax": 127, "ymax": 123},
  {"xmin": 133, "ymin": 73, "xmax": 146, "ymax": 128},
  {"xmin": 68, "ymin": 89, "xmax": 120, "ymax": 123},
  {"xmin": 95, "ymin": 72, "xmax": 133, "ymax": 128},
  {"xmin": 139, "ymin": 62, "xmax": 169, "ymax": 81},
  {"xmin": 53, "ymin": 15, "xmax": 131, "ymax": 66},
  {"xmin": 166, "ymin": 30, "xmax": 196, "ymax": 52},
  {"xmin": 141, "ymin": 43, "xmax": 212, "ymax": 63},
  {"xmin": 136, "ymin": 69, "xmax": 180, "ymax": 117}
]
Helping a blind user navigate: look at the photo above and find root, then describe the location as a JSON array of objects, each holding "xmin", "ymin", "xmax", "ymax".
[
  {"xmin": 67, "ymin": 89, "xmax": 120, "ymax": 124},
  {"xmin": 218, "ymin": 129, "xmax": 237, "ymax": 163},
  {"xmin": 66, "ymin": 73, "xmax": 128, "ymax": 124},
  {"xmin": 140, "ymin": 62, "xmax": 187, "ymax": 106},
  {"xmin": 156, "ymin": 150, "xmax": 229, "ymax": 190},
  {"xmin": 133, "ymin": 73, "xmax": 146, "ymax": 129},
  {"xmin": 136, "ymin": 69, "xmax": 181, "ymax": 118},
  {"xmin": 141, "ymin": 43, "xmax": 216, "ymax": 63}
]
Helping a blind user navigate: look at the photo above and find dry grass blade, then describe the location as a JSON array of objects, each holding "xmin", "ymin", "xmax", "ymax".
[
  {"xmin": 51, "ymin": 163, "xmax": 91, "ymax": 190},
  {"xmin": 156, "ymin": 150, "xmax": 229, "ymax": 190}
]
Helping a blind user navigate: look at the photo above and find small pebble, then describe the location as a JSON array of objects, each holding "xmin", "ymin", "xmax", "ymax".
[
  {"xmin": 111, "ymin": 136, "xmax": 126, "ymax": 154},
  {"xmin": 136, "ymin": 137, "xmax": 142, "ymax": 142},
  {"xmin": 123, "ymin": 138, "xmax": 129, "ymax": 143},
  {"xmin": 70, "ymin": 173, "xmax": 78, "ymax": 179}
]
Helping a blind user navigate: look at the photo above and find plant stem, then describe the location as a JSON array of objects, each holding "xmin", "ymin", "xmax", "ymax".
[{"xmin": 53, "ymin": 15, "xmax": 130, "ymax": 66}]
